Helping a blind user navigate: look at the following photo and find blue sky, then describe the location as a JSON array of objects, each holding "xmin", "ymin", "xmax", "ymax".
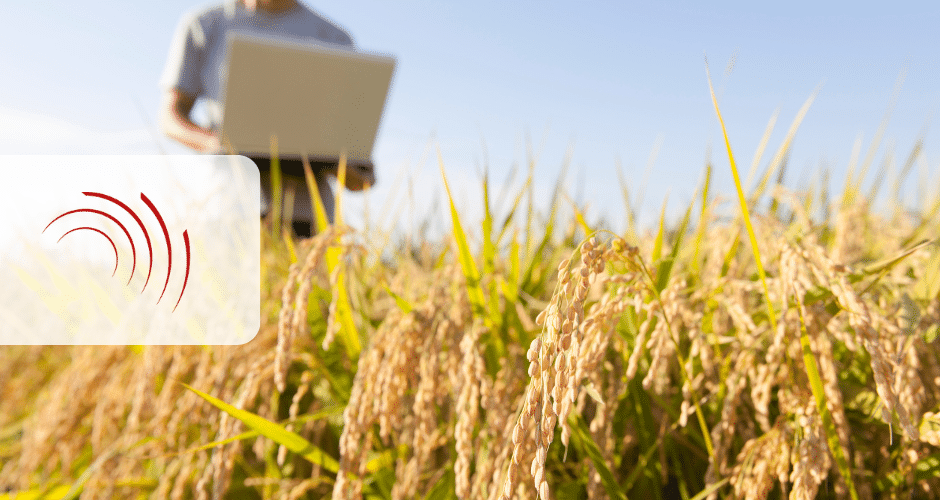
[{"xmin": 3, "ymin": 1, "xmax": 939, "ymax": 239}]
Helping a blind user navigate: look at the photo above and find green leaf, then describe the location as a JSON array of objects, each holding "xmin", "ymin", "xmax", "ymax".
[
  {"xmin": 302, "ymin": 155, "xmax": 331, "ymax": 234},
  {"xmin": 382, "ymin": 283, "xmax": 414, "ymax": 314},
  {"xmin": 331, "ymin": 259, "xmax": 361, "ymax": 358},
  {"xmin": 875, "ymin": 452, "xmax": 940, "ymax": 491},
  {"xmin": 851, "ymin": 239, "xmax": 933, "ymax": 283},
  {"xmin": 0, "ymin": 485, "xmax": 71, "ymax": 500},
  {"xmin": 319, "ymin": 155, "xmax": 362, "ymax": 359},
  {"xmin": 496, "ymin": 173, "xmax": 532, "ymax": 245},
  {"xmin": 748, "ymin": 86, "xmax": 820, "ymax": 205},
  {"xmin": 483, "ymin": 175, "xmax": 506, "ymax": 333},
  {"xmin": 502, "ymin": 229, "xmax": 521, "ymax": 304},
  {"xmin": 719, "ymin": 232, "xmax": 740, "ymax": 278},
  {"xmin": 914, "ymin": 453, "xmax": 940, "ymax": 481},
  {"xmin": 925, "ymin": 324, "xmax": 940, "ymax": 344},
  {"xmin": 269, "ymin": 136, "xmax": 283, "ymax": 237},
  {"xmin": 657, "ymin": 191, "xmax": 694, "ymax": 292},
  {"xmin": 794, "ymin": 303, "xmax": 860, "ymax": 500},
  {"xmin": 652, "ymin": 195, "xmax": 668, "ymax": 264},
  {"xmin": 482, "ymin": 171, "xmax": 497, "ymax": 277},
  {"xmin": 566, "ymin": 193, "xmax": 595, "ymax": 237},
  {"xmin": 438, "ymin": 149, "xmax": 488, "ymax": 323},
  {"xmin": 424, "ymin": 470, "xmax": 457, "ymax": 500},
  {"xmin": 366, "ymin": 444, "xmax": 408, "ymax": 473},
  {"xmin": 690, "ymin": 162, "xmax": 712, "ymax": 276},
  {"xmin": 556, "ymin": 481, "xmax": 587, "ymax": 500},
  {"xmin": 570, "ymin": 414, "xmax": 628, "ymax": 500},
  {"xmin": 181, "ymin": 382, "xmax": 339, "ymax": 473},
  {"xmin": 166, "ymin": 405, "xmax": 343, "ymax": 458},
  {"xmin": 706, "ymin": 56, "xmax": 778, "ymax": 333},
  {"xmin": 688, "ymin": 478, "xmax": 730, "ymax": 500}
]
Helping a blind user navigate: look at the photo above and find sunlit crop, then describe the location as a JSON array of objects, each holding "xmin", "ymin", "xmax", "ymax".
[{"xmin": 2, "ymin": 79, "xmax": 940, "ymax": 499}]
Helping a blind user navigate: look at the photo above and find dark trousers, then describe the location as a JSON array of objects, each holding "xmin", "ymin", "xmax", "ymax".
[{"xmin": 249, "ymin": 156, "xmax": 334, "ymax": 239}]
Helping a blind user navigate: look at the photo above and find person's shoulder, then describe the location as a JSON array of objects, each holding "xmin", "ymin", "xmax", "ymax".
[
  {"xmin": 294, "ymin": 2, "xmax": 354, "ymax": 46},
  {"xmin": 179, "ymin": 2, "xmax": 230, "ymax": 28}
]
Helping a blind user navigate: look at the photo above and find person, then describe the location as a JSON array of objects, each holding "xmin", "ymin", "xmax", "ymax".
[{"xmin": 160, "ymin": 0, "xmax": 375, "ymax": 238}]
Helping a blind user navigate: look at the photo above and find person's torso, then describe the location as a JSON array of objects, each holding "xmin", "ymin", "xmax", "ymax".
[{"xmin": 192, "ymin": 2, "xmax": 354, "ymax": 130}]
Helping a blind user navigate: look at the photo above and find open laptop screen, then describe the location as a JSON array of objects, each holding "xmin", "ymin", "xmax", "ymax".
[{"xmin": 220, "ymin": 32, "xmax": 396, "ymax": 164}]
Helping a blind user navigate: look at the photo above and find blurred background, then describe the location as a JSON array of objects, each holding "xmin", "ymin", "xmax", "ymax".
[{"xmin": 2, "ymin": 0, "xmax": 939, "ymax": 242}]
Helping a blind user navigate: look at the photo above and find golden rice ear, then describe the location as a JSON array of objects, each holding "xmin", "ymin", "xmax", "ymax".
[{"xmin": 6, "ymin": 64, "xmax": 940, "ymax": 500}]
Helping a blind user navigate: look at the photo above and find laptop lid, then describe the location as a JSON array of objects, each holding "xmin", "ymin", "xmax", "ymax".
[{"xmin": 220, "ymin": 32, "xmax": 396, "ymax": 164}]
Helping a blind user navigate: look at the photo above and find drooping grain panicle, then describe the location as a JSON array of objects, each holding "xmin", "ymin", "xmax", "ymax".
[{"xmin": 4, "ymin": 88, "xmax": 940, "ymax": 500}]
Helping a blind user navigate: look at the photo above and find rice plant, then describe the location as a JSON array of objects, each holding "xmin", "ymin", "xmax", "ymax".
[{"xmin": 2, "ymin": 80, "xmax": 940, "ymax": 499}]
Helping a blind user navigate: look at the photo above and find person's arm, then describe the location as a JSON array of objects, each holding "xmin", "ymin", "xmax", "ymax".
[{"xmin": 160, "ymin": 88, "xmax": 222, "ymax": 153}]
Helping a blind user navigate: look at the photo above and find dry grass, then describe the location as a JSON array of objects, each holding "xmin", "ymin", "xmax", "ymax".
[{"xmin": 3, "ymin": 101, "xmax": 940, "ymax": 499}]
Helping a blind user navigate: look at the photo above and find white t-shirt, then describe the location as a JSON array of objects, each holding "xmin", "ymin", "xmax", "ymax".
[
  {"xmin": 161, "ymin": 1, "xmax": 355, "ymax": 224},
  {"xmin": 161, "ymin": 1, "xmax": 355, "ymax": 131}
]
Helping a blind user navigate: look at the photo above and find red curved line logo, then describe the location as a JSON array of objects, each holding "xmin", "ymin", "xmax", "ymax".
[
  {"xmin": 43, "ymin": 191, "xmax": 192, "ymax": 312},
  {"xmin": 57, "ymin": 227, "xmax": 119, "ymax": 277}
]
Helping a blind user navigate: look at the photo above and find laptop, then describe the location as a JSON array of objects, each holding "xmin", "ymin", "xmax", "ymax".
[{"xmin": 220, "ymin": 32, "xmax": 396, "ymax": 171}]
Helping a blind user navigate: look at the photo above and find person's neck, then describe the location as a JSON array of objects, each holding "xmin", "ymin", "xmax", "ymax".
[{"xmin": 244, "ymin": 0, "xmax": 297, "ymax": 14}]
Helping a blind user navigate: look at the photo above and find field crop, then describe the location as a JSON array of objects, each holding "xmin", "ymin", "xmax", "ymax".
[{"xmin": 2, "ymin": 84, "xmax": 940, "ymax": 499}]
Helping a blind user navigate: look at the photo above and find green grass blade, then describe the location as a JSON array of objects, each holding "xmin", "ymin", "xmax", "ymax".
[
  {"xmin": 652, "ymin": 194, "xmax": 668, "ymax": 264},
  {"xmin": 617, "ymin": 157, "xmax": 638, "ymax": 241},
  {"xmin": 565, "ymin": 192, "xmax": 595, "ymax": 237},
  {"xmin": 690, "ymin": 162, "xmax": 712, "ymax": 276},
  {"xmin": 749, "ymin": 85, "xmax": 820, "ymax": 206},
  {"xmin": 622, "ymin": 440, "xmax": 662, "ymax": 493},
  {"xmin": 496, "ymin": 171, "xmax": 531, "ymax": 245},
  {"xmin": 744, "ymin": 109, "xmax": 779, "ymax": 193},
  {"xmin": 163, "ymin": 405, "xmax": 343, "ymax": 458},
  {"xmin": 913, "ymin": 247, "xmax": 940, "ymax": 301},
  {"xmin": 0, "ymin": 485, "xmax": 72, "ymax": 500},
  {"xmin": 795, "ymin": 304, "xmax": 860, "ymax": 500},
  {"xmin": 524, "ymin": 152, "xmax": 536, "ymax": 272},
  {"xmin": 891, "ymin": 136, "xmax": 922, "ymax": 210},
  {"xmin": 521, "ymin": 226, "xmax": 555, "ymax": 294},
  {"xmin": 302, "ymin": 154, "xmax": 330, "ymax": 234},
  {"xmin": 319, "ymin": 153, "xmax": 361, "ymax": 358},
  {"xmin": 181, "ymin": 382, "xmax": 340, "ymax": 473},
  {"xmin": 335, "ymin": 152, "xmax": 347, "ymax": 226},
  {"xmin": 706, "ymin": 58, "xmax": 778, "ymax": 332},
  {"xmin": 383, "ymin": 283, "xmax": 414, "ymax": 313},
  {"xmin": 854, "ymin": 238, "xmax": 932, "ymax": 280},
  {"xmin": 719, "ymin": 232, "xmax": 741, "ymax": 278},
  {"xmin": 424, "ymin": 470, "xmax": 457, "ymax": 500},
  {"xmin": 482, "ymin": 172, "xmax": 504, "ymax": 329},
  {"xmin": 570, "ymin": 414, "xmax": 628, "ymax": 500},
  {"xmin": 657, "ymin": 192, "xmax": 694, "ymax": 293},
  {"xmin": 332, "ymin": 267, "xmax": 360, "ymax": 358},
  {"xmin": 500, "ymin": 229, "xmax": 522, "ymax": 304},
  {"xmin": 438, "ymin": 149, "xmax": 488, "ymax": 322},
  {"xmin": 324, "ymin": 242, "xmax": 361, "ymax": 359},
  {"xmin": 688, "ymin": 478, "xmax": 729, "ymax": 500},
  {"xmin": 60, "ymin": 437, "xmax": 154, "ymax": 500},
  {"xmin": 875, "ymin": 451, "xmax": 940, "ymax": 492},
  {"xmin": 905, "ymin": 192, "xmax": 940, "ymax": 248},
  {"xmin": 864, "ymin": 146, "xmax": 893, "ymax": 207},
  {"xmin": 269, "ymin": 135, "xmax": 283, "ymax": 238},
  {"xmin": 366, "ymin": 444, "xmax": 408, "ymax": 473},
  {"xmin": 842, "ymin": 136, "xmax": 863, "ymax": 208},
  {"xmin": 482, "ymin": 171, "xmax": 496, "ymax": 276}
]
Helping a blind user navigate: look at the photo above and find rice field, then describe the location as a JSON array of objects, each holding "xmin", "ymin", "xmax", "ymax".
[{"xmin": 2, "ymin": 83, "xmax": 940, "ymax": 499}]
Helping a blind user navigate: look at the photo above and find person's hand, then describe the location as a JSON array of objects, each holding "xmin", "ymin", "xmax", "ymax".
[
  {"xmin": 334, "ymin": 162, "xmax": 375, "ymax": 191},
  {"xmin": 198, "ymin": 133, "xmax": 224, "ymax": 154},
  {"xmin": 161, "ymin": 89, "xmax": 228, "ymax": 154},
  {"xmin": 348, "ymin": 163, "xmax": 375, "ymax": 191}
]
